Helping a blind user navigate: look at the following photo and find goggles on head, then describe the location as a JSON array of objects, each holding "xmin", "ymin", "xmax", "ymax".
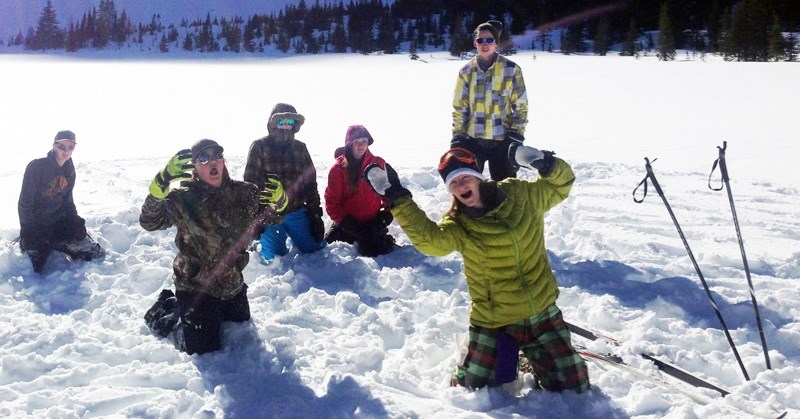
[{"xmin": 438, "ymin": 147, "xmax": 477, "ymax": 171}]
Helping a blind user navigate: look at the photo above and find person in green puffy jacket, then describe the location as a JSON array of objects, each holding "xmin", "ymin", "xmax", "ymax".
[{"xmin": 363, "ymin": 145, "xmax": 589, "ymax": 392}]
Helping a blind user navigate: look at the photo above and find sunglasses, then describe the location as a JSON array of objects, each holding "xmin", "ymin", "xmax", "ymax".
[
  {"xmin": 55, "ymin": 143, "xmax": 75, "ymax": 152},
  {"xmin": 277, "ymin": 118, "xmax": 295, "ymax": 127},
  {"xmin": 196, "ymin": 150, "xmax": 224, "ymax": 165},
  {"xmin": 475, "ymin": 37, "xmax": 495, "ymax": 44},
  {"xmin": 438, "ymin": 148, "xmax": 477, "ymax": 170}
]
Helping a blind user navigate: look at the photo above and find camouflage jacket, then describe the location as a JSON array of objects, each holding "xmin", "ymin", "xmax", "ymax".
[
  {"xmin": 139, "ymin": 173, "xmax": 270, "ymax": 300},
  {"xmin": 18, "ymin": 151, "xmax": 80, "ymax": 239},
  {"xmin": 243, "ymin": 135, "xmax": 321, "ymax": 215}
]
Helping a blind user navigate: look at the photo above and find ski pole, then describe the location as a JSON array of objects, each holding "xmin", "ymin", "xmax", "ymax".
[
  {"xmin": 633, "ymin": 157, "xmax": 750, "ymax": 381},
  {"xmin": 709, "ymin": 141, "xmax": 771, "ymax": 370}
]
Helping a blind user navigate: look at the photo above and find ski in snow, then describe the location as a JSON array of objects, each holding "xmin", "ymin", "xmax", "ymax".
[{"xmin": 567, "ymin": 321, "xmax": 787, "ymax": 419}]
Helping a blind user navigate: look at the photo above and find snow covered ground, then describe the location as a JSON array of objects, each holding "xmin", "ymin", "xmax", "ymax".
[{"xmin": 0, "ymin": 51, "xmax": 798, "ymax": 418}]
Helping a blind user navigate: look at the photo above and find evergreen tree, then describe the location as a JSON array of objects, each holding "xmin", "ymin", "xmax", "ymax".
[
  {"xmin": 65, "ymin": 23, "xmax": 79, "ymax": 51},
  {"xmin": 409, "ymin": 40, "xmax": 418, "ymax": 60},
  {"xmin": 707, "ymin": 0, "xmax": 723, "ymax": 51},
  {"xmin": 717, "ymin": 7, "xmax": 734, "ymax": 60},
  {"xmin": 94, "ymin": 0, "xmax": 116, "ymax": 48},
  {"xmin": 331, "ymin": 22, "xmax": 347, "ymax": 53},
  {"xmin": 159, "ymin": 33, "xmax": 169, "ymax": 52},
  {"xmin": 197, "ymin": 13, "xmax": 214, "ymax": 52},
  {"xmin": 767, "ymin": 14, "xmax": 786, "ymax": 61},
  {"xmin": 376, "ymin": 14, "xmax": 398, "ymax": 54},
  {"xmin": 786, "ymin": 32, "xmax": 798, "ymax": 62},
  {"xmin": 656, "ymin": 2, "xmax": 676, "ymax": 61},
  {"xmin": 561, "ymin": 24, "xmax": 585, "ymax": 55},
  {"xmin": 223, "ymin": 21, "xmax": 243, "ymax": 52},
  {"xmin": 115, "ymin": 10, "xmax": 131, "ymax": 45},
  {"xmin": 620, "ymin": 19, "xmax": 640, "ymax": 56},
  {"xmin": 32, "ymin": 0, "xmax": 64, "ymax": 50},
  {"xmin": 448, "ymin": 13, "xmax": 468, "ymax": 56},
  {"xmin": 593, "ymin": 16, "xmax": 610, "ymax": 56},
  {"xmin": 731, "ymin": 0, "xmax": 771, "ymax": 61},
  {"xmin": 24, "ymin": 27, "xmax": 35, "ymax": 49},
  {"xmin": 182, "ymin": 33, "xmax": 193, "ymax": 51}
]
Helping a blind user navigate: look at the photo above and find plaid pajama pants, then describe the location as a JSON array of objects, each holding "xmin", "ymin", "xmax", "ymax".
[{"xmin": 453, "ymin": 304, "xmax": 590, "ymax": 392}]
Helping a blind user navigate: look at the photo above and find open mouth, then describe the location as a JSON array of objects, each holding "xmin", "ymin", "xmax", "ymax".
[
  {"xmin": 460, "ymin": 190, "xmax": 473, "ymax": 200},
  {"xmin": 209, "ymin": 167, "xmax": 219, "ymax": 176}
]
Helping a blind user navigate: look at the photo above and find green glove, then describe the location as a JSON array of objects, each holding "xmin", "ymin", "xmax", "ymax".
[
  {"xmin": 259, "ymin": 174, "xmax": 288, "ymax": 213},
  {"xmin": 149, "ymin": 149, "xmax": 194, "ymax": 199}
]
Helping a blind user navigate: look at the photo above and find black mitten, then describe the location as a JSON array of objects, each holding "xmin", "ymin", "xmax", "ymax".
[
  {"xmin": 307, "ymin": 206, "xmax": 325, "ymax": 242},
  {"xmin": 376, "ymin": 208, "xmax": 393, "ymax": 226}
]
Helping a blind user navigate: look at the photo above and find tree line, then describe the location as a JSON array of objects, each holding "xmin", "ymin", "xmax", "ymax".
[{"xmin": 8, "ymin": 0, "xmax": 799, "ymax": 61}]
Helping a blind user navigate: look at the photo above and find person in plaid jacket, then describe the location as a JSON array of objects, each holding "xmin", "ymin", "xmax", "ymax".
[{"xmin": 244, "ymin": 103, "xmax": 326, "ymax": 261}]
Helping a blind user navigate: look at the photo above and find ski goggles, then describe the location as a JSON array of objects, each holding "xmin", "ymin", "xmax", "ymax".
[
  {"xmin": 196, "ymin": 150, "xmax": 224, "ymax": 165},
  {"xmin": 438, "ymin": 148, "xmax": 477, "ymax": 170},
  {"xmin": 277, "ymin": 118, "xmax": 295, "ymax": 127},
  {"xmin": 475, "ymin": 37, "xmax": 495, "ymax": 44},
  {"xmin": 55, "ymin": 143, "xmax": 76, "ymax": 152}
]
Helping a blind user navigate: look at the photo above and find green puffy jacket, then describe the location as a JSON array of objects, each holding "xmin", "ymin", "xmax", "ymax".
[{"xmin": 392, "ymin": 158, "xmax": 574, "ymax": 328}]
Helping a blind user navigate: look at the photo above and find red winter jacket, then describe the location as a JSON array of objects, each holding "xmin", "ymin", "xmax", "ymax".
[{"xmin": 325, "ymin": 149, "xmax": 389, "ymax": 225}]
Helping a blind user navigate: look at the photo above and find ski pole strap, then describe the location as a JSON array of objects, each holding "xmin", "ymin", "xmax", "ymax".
[
  {"xmin": 632, "ymin": 174, "xmax": 648, "ymax": 203},
  {"xmin": 707, "ymin": 141, "xmax": 728, "ymax": 191},
  {"xmin": 633, "ymin": 157, "xmax": 659, "ymax": 203}
]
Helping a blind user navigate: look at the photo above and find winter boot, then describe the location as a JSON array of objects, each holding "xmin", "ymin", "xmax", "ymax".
[
  {"xmin": 56, "ymin": 237, "xmax": 105, "ymax": 261},
  {"xmin": 26, "ymin": 250, "xmax": 47, "ymax": 274},
  {"xmin": 144, "ymin": 289, "xmax": 180, "ymax": 337}
]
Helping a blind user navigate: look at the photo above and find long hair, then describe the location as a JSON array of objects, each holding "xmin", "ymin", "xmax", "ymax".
[
  {"xmin": 446, "ymin": 180, "xmax": 498, "ymax": 217},
  {"xmin": 343, "ymin": 147, "xmax": 363, "ymax": 193}
]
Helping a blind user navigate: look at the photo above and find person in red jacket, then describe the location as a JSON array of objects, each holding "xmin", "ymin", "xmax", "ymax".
[{"xmin": 324, "ymin": 125, "xmax": 395, "ymax": 257}]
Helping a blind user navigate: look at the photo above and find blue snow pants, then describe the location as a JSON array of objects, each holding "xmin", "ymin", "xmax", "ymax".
[{"xmin": 259, "ymin": 207, "xmax": 326, "ymax": 260}]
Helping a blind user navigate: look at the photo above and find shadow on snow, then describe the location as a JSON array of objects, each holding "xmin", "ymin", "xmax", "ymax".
[{"xmin": 549, "ymin": 251, "xmax": 792, "ymax": 332}]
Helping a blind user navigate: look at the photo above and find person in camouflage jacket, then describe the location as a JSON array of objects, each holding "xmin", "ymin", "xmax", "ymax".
[
  {"xmin": 244, "ymin": 103, "xmax": 326, "ymax": 261},
  {"xmin": 364, "ymin": 146, "xmax": 588, "ymax": 392},
  {"xmin": 140, "ymin": 139, "xmax": 285, "ymax": 355}
]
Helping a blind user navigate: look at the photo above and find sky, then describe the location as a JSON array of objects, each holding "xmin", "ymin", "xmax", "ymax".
[{"xmin": 0, "ymin": 42, "xmax": 799, "ymax": 419}]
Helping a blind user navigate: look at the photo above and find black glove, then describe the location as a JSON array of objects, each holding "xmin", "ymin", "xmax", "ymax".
[
  {"xmin": 508, "ymin": 142, "xmax": 556, "ymax": 177},
  {"xmin": 307, "ymin": 206, "xmax": 325, "ymax": 242},
  {"xmin": 376, "ymin": 208, "xmax": 393, "ymax": 227},
  {"xmin": 337, "ymin": 216, "xmax": 363, "ymax": 239},
  {"xmin": 506, "ymin": 131, "xmax": 524, "ymax": 144},
  {"xmin": 363, "ymin": 163, "xmax": 412, "ymax": 205},
  {"xmin": 451, "ymin": 133, "xmax": 468, "ymax": 148}
]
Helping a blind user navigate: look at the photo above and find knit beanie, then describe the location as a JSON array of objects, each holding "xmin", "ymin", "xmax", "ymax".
[
  {"xmin": 54, "ymin": 130, "xmax": 76, "ymax": 143},
  {"xmin": 475, "ymin": 20, "xmax": 503, "ymax": 40},
  {"xmin": 191, "ymin": 138, "xmax": 224, "ymax": 160},
  {"xmin": 438, "ymin": 147, "xmax": 484, "ymax": 187}
]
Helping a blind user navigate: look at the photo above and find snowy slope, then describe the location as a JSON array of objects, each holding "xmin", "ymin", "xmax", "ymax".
[{"xmin": 0, "ymin": 51, "xmax": 798, "ymax": 418}]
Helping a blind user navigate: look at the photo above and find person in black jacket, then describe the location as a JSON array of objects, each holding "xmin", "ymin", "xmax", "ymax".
[{"xmin": 17, "ymin": 130, "xmax": 103, "ymax": 273}]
